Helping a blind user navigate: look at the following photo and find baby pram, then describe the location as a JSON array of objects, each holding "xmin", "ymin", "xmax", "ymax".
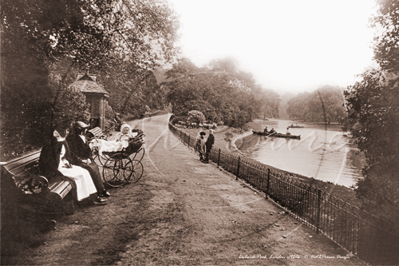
[{"xmin": 89, "ymin": 127, "xmax": 145, "ymax": 187}]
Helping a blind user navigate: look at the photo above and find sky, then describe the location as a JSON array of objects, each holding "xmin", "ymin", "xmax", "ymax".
[{"xmin": 167, "ymin": 0, "xmax": 378, "ymax": 95}]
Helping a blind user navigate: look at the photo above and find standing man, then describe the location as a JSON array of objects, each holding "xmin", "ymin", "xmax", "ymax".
[{"xmin": 204, "ymin": 129, "xmax": 215, "ymax": 163}]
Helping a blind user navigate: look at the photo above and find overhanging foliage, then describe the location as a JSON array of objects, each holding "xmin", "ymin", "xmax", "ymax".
[
  {"xmin": 1, "ymin": 0, "xmax": 180, "ymax": 159},
  {"xmin": 344, "ymin": 0, "xmax": 399, "ymax": 225}
]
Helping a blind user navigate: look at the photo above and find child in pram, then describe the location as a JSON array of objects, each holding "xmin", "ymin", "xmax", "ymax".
[{"xmin": 90, "ymin": 123, "xmax": 140, "ymax": 156}]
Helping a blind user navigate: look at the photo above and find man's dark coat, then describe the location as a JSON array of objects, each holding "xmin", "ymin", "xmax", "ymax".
[
  {"xmin": 66, "ymin": 133, "xmax": 105, "ymax": 193},
  {"xmin": 205, "ymin": 134, "xmax": 215, "ymax": 149}
]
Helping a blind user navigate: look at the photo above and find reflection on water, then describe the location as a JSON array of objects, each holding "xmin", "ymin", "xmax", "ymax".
[{"xmin": 238, "ymin": 120, "xmax": 366, "ymax": 187}]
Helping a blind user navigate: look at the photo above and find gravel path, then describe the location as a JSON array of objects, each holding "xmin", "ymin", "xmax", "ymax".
[{"xmin": 8, "ymin": 114, "xmax": 366, "ymax": 265}]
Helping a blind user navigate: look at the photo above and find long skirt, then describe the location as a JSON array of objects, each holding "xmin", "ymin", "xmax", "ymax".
[
  {"xmin": 59, "ymin": 165, "xmax": 97, "ymax": 201},
  {"xmin": 79, "ymin": 162, "xmax": 105, "ymax": 193}
]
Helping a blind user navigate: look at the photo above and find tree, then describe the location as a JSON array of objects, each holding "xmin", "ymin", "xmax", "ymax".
[
  {"xmin": 163, "ymin": 57, "xmax": 280, "ymax": 127},
  {"xmin": 372, "ymin": 0, "xmax": 399, "ymax": 73},
  {"xmin": 279, "ymin": 92, "xmax": 295, "ymax": 119},
  {"xmin": 2, "ymin": 0, "xmax": 179, "ymax": 70},
  {"xmin": 286, "ymin": 86, "xmax": 346, "ymax": 123},
  {"xmin": 345, "ymin": 70, "xmax": 399, "ymax": 221},
  {"xmin": 187, "ymin": 110, "xmax": 206, "ymax": 124},
  {"xmin": 344, "ymin": 0, "xmax": 399, "ymax": 224},
  {"xmin": 1, "ymin": 0, "xmax": 179, "ymax": 159}
]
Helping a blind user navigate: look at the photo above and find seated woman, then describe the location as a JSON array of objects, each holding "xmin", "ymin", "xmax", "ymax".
[
  {"xmin": 38, "ymin": 121, "xmax": 106, "ymax": 205},
  {"xmin": 66, "ymin": 121, "xmax": 110, "ymax": 198}
]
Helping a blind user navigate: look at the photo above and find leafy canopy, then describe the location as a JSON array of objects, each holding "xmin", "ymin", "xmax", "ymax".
[
  {"xmin": 1, "ymin": 0, "xmax": 180, "ymax": 159},
  {"xmin": 286, "ymin": 86, "xmax": 346, "ymax": 123},
  {"xmin": 344, "ymin": 0, "xmax": 399, "ymax": 224},
  {"xmin": 164, "ymin": 57, "xmax": 280, "ymax": 127}
]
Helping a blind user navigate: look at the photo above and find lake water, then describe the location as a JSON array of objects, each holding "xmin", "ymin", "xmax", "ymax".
[{"xmin": 236, "ymin": 119, "xmax": 365, "ymax": 188}]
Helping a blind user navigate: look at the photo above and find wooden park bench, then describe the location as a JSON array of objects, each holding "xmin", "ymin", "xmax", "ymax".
[
  {"xmin": 87, "ymin": 126, "xmax": 103, "ymax": 138},
  {"xmin": 1, "ymin": 149, "xmax": 75, "ymax": 215}
]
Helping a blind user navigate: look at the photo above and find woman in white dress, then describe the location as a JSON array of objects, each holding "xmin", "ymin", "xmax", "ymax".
[{"xmin": 39, "ymin": 122, "xmax": 106, "ymax": 205}]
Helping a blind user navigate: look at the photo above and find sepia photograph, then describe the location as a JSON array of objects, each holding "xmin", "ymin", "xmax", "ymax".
[{"xmin": 1, "ymin": 0, "xmax": 398, "ymax": 265}]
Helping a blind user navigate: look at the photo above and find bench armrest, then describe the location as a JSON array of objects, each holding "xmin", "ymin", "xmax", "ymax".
[
  {"xmin": 15, "ymin": 175, "xmax": 49, "ymax": 194},
  {"xmin": 29, "ymin": 175, "xmax": 49, "ymax": 194}
]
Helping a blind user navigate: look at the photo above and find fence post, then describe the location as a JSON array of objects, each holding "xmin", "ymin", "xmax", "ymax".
[
  {"xmin": 316, "ymin": 189, "xmax": 321, "ymax": 234},
  {"xmin": 236, "ymin": 156, "xmax": 241, "ymax": 180},
  {"xmin": 217, "ymin": 149, "xmax": 221, "ymax": 167},
  {"xmin": 266, "ymin": 168, "xmax": 270, "ymax": 196},
  {"xmin": 188, "ymin": 135, "xmax": 190, "ymax": 147}
]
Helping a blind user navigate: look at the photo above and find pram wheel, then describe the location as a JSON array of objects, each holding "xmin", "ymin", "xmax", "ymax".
[
  {"xmin": 94, "ymin": 152, "xmax": 110, "ymax": 166},
  {"xmin": 102, "ymin": 154, "xmax": 132, "ymax": 188},
  {"xmin": 131, "ymin": 147, "xmax": 145, "ymax": 162},
  {"xmin": 124, "ymin": 159, "xmax": 144, "ymax": 183}
]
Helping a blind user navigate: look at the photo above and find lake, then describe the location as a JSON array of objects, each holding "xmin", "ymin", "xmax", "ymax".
[{"xmin": 236, "ymin": 119, "xmax": 366, "ymax": 188}]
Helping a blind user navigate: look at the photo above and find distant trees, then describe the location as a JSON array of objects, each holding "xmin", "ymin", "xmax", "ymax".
[
  {"xmin": 1, "ymin": 0, "xmax": 179, "ymax": 159},
  {"xmin": 344, "ymin": 0, "xmax": 399, "ymax": 223},
  {"xmin": 286, "ymin": 86, "xmax": 346, "ymax": 123},
  {"xmin": 278, "ymin": 92, "xmax": 295, "ymax": 120},
  {"xmin": 163, "ymin": 57, "xmax": 280, "ymax": 127}
]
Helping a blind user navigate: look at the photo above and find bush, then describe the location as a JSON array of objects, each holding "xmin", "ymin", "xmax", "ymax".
[
  {"xmin": 187, "ymin": 110, "xmax": 205, "ymax": 124},
  {"xmin": 0, "ymin": 87, "xmax": 89, "ymax": 160}
]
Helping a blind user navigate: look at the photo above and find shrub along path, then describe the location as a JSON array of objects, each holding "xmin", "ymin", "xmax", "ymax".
[{"xmin": 6, "ymin": 114, "xmax": 365, "ymax": 265}]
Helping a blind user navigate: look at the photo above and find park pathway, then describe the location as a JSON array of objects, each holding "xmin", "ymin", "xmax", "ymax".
[
  {"xmin": 9, "ymin": 114, "xmax": 366, "ymax": 265},
  {"xmin": 116, "ymin": 114, "xmax": 365, "ymax": 265}
]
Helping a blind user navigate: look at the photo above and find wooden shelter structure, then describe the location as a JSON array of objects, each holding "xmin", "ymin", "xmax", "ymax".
[{"xmin": 68, "ymin": 73, "xmax": 109, "ymax": 130}]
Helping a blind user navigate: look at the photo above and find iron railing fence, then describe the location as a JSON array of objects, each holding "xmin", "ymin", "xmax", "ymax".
[{"xmin": 169, "ymin": 123, "xmax": 399, "ymax": 265}]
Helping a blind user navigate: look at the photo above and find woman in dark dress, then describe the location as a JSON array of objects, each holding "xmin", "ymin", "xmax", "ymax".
[
  {"xmin": 66, "ymin": 121, "xmax": 110, "ymax": 198},
  {"xmin": 39, "ymin": 121, "xmax": 106, "ymax": 204}
]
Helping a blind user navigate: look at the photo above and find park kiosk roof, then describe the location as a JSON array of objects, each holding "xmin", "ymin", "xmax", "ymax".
[
  {"xmin": 69, "ymin": 73, "xmax": 109, "ymax": 96},
  {"xmin": 68, "ymin": 73, "xmax": 108, "ymax": 130}
]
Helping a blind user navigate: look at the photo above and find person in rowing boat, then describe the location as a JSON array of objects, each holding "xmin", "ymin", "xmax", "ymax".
[
  {"xmin": 269, "ymin": 128, "xmax": 277, "ymax": 134},
  {"xmin": 263, "ymin": 127, "xmax": 268, "ymax": 133},
  {"xmin": 286, "ymin": 127, "xmax": 291, "ymax": 135}
]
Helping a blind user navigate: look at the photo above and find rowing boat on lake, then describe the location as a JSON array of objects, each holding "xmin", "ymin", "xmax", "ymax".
[
  {"xmin": 287, "ymin": 125, "xmax": 304, "ymax": 128},
  {"xmin": 252, "ymin": 130, "xmax": 301, "ymax": 139}
]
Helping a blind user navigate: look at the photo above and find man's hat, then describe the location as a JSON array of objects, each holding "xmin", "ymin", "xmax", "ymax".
[{"xmin": 200, "ymin": 131, "xmax": 206, "ymax": 135}]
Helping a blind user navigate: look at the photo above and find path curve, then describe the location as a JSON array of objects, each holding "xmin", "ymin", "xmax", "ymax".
[{"xmin": 9, "ymin": 114, "xmax": 365, "ymax": 265}]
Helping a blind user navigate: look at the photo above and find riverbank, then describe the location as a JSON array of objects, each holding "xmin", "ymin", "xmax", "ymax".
[{"xmin": 178, "ymin": 123, "xmax": 361, "ymax": 208}]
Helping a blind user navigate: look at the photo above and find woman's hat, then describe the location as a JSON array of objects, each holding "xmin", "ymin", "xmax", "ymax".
[{"xmin": 200, "ymin": 131, "xmax": 206, "ymax": 135}]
